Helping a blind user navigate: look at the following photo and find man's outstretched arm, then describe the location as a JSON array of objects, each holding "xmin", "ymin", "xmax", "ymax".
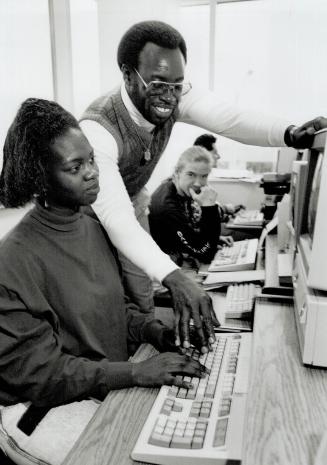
[{"xmin": 81, "ymin": 120, "xmax": 218, "ymax": 353}]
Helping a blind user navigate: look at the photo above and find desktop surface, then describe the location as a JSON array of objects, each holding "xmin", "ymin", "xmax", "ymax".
[{"xmin": 63, "ymin": 299, "xmax": 327, "ymax": 465}]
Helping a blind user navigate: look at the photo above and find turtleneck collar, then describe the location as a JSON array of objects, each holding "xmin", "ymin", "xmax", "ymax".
[
  {"xmin": 31, "ymin": 201, "xmax": 83, "ymax": 233},
  {"xmin": 120, "ymin": 83, "xmax": 155, "ymax": 133}
]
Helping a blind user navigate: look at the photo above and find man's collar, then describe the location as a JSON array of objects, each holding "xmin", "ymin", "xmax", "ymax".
[{"xmin": 120, "ymin": 83, "xmax": 155, "ymax": 133}]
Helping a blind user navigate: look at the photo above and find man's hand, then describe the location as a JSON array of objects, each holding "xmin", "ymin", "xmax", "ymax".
[
  {"xmin": 162, "ymin": 269, "xmax": 220, "ymax": 353},
  {"xmin": 284, "ymin": 117, "xmax": 327, "ymax": 149},
  {"xmin": 190, "ymin": 186, "xmax": 218, "ymax": 207},
  {"xmin": 143, "ymin": 319, "xmax": 177, "ymax": 352}
]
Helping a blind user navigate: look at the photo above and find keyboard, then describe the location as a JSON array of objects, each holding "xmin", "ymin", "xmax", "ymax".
[
  {"xmin": 225, "ymin": 282, "xmax": 261, "ymax": 319},
  {"xmin": 132, "ymin": 333, "xmax": 252, "ymax": 465},
  {"xmin": 208, "ymin": 238, "xmax": 258, "ymax": 272},
  {"xmin": 232, "ymin": 209, "xmax": 264, "ymax": 226}
]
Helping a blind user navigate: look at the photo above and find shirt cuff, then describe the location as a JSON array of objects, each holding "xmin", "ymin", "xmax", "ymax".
[
  {"xmin": 154, "ymin": 260, "xmax": 179, "ymax": 283},
  {"xmin": 102, "ymin": 361, "xmax": 134, "ymax": 390}
]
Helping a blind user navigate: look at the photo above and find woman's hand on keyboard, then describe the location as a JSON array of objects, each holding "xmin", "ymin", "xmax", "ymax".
[
  {"xmin": 219, "ymin": 235, "xmax": 234, "ymax": 247},
  {"xmin": 131, "ymin": 353, "xmax": 208, "ymax": 389},
  {"xmin": 143, "ymin": 320, "xmax": 211, "ymax": 355}
]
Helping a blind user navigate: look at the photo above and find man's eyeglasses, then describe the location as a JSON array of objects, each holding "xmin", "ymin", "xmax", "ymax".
[{"xmin": 134, "ymin": 68, "xmax": 192, "ymax": 97}]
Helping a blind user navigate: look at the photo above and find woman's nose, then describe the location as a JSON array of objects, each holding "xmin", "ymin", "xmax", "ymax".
[{"xmin": 85, "ymin": 163, "xmax": 98, "ymax": 179}]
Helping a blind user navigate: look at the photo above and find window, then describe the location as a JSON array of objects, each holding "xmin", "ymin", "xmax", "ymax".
[
  {"xmin": 168, "ymin": 0, "xmax": 327, "ymax": 174},
  {"xmin": 70, "ymin": 0, "xmax": 100, "ymax": 118},
  {"xmin": 0, "ymin": 0, "xmax": 53, "ymax": 170}
]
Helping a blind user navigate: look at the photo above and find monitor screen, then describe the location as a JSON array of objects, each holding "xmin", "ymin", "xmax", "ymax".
[{"xmin": 307, "ymin": 153, "xmax": 323, "ymax": 245}]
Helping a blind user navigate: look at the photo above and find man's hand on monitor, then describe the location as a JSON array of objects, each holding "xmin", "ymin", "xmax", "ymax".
[
  {"xmin": 285, "ymin": 117, "xmax": 327, "ymax": 149},
  {"xmin": 162, "ymin": 269, "xmax": 220, "ymax": 354}
]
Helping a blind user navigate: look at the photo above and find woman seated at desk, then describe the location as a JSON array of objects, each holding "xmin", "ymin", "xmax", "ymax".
[
  {"xmin": 0, "ymin": 98, "xmax": 207, "ymax": 408},
  {"xmin": 149, "ymin": 146, "xmax": 233, "ymax": 268}
]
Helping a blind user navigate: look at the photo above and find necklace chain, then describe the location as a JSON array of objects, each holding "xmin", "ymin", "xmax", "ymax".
[{"xmin": 132, "ymin": 124, "xmax": 155, "ymax": 162}]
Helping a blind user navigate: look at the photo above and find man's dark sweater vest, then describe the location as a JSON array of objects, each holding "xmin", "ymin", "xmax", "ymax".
[{"xmin": 81, "ymin": 88, "xmax": 177, "ymax": 198}]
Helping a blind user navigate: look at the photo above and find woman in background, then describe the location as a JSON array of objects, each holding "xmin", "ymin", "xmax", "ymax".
[{"xmin": 149, "ymin": 146, "xmax": 233, "ymax": 267}]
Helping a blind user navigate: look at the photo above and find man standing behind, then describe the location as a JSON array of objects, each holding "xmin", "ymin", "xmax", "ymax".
[{"xmin": 80, "ymin": 20, "xmax": 326, "ymax": 353}]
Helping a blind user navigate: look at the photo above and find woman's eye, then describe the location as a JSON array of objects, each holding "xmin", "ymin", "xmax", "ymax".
[{"xmin": 70, "ymin": 165, "xmax": 80, "ymax": 174}]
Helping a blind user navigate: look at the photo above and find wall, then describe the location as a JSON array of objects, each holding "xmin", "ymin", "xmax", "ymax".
[
  {"xmin": 96, "ymin": 0, "xmax": 181, "ymax": 93},
  {"xmin": 1, "ymin": 0, "xmax": 327, "ymax": 183}
]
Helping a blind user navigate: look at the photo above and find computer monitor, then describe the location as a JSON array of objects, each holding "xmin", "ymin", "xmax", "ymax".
[
  {"xmin": 297, "ymin": 130, "xmax": 327, "ymax": 291},
  {"xmin": 291, "ymin": 130, "xmax": 327, "ymax": 367},
  {"xmin": 307, "ymin": 153, "xmax": 323, "ymax": 245}
]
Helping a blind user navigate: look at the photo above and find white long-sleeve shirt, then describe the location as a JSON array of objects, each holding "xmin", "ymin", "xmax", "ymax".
[{"xmin": 80, "ymin": 84, "xmax": 290, "ymax": 282}]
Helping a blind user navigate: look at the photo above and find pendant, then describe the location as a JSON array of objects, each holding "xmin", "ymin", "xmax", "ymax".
[{"xmin": 144, "ymin": 149, "xmax": 151, "ymax": 161}]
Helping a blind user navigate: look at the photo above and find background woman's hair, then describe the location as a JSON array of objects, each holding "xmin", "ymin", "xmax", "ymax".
[
  {"xmin": 174, "ymin": 146, "xmax": 213, "ymax": 174},
  {"xmin": 0, "ymin": 98, "xmax": 79, "ymax": 208}
]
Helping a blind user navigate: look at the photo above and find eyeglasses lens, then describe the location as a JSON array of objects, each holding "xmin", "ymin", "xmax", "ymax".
[{"xmin": 148, "ymin": 82, "xmax": 191, "ymax": 96}]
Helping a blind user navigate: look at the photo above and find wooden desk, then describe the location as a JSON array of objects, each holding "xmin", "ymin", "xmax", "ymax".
[
  {"xmin": 63, "ymin": 344, "xmax": 159, "ymax": 465},
  {"xmin": 243, "ymin": 300, "xmax": 327, "ymax": 465},
  {"xmin": 63, "ymin": 301, "xmax": 327, "ymax": 465}
]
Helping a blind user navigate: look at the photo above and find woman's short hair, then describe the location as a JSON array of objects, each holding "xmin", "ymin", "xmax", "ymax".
[
  {"xmin": 174, "ymin": 146, "xmax": 213, "ymax": 174},
  {"xmin": 117, "ymin": 20, "xmax": 187, "ymax": 70},
  {"xmin": 0, "ymin": 98, "xmax": 79, "ymax": 208}
]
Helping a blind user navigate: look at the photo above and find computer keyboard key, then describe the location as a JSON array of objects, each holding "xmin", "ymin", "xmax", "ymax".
[
  {"xmin": 213, "ymin": 418, "xmax": 229, "ymax": 447},
  {"xmin": 172, "ymin": 401, "xmax": 183, "ymax": 413},
  {"xmin": 149, "ymin": 432, "xmax": 171, "ymax": 448},
  {"xmin": 171, "ymin": 436, "xmax": 192, "ymax": 449}
]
